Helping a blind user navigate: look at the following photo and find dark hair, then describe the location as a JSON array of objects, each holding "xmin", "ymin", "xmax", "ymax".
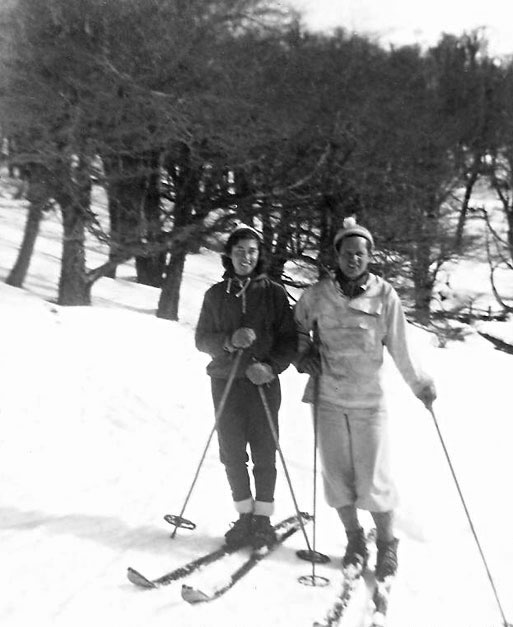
[{"xmin": 221, "ymin": 226, "xmax": 268, "ymax": 275}]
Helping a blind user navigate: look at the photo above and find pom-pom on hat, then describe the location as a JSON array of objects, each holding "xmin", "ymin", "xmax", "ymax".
[{"xmin": 333, "ymin": 216, "xmax": 374, "ymax": 252}]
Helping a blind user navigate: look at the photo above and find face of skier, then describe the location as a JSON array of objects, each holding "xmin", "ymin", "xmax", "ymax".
[
  {"xmin": 229, "ymin": 237, "xmax": 260, "ymax": 277},
  {"xmin": 337, "ymin": 235, "xmax": 370, "ymax": 279}
]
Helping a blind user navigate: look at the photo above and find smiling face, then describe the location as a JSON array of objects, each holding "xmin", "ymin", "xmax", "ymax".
[
  {"xmin": 229, "ymin": 237, "xmax": 260, "ymax": 277},
  {"xmin": 337, "ymin": 235, "xmax": 370, "ymax": 279}
]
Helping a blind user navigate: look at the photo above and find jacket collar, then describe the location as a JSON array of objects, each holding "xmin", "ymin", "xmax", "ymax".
[
  {"xmin": 223, "ymin": 271, "xmax": 268, "ymax": 314},
  {"xmin": 334, "ymin": 268, "xmax": 370, "ymax": 299},
  {"xmin": 223, "ymin": 270, "xmax": 267, "ymax": 288}
]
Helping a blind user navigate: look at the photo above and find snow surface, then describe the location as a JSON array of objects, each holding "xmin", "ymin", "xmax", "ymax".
[{"xmin": 0, "ymin": 178, "xmax": 512, "ymax": 627}]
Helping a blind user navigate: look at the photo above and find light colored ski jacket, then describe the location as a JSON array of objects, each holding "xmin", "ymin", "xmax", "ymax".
[{"xmin": 294, "ymin": 274, "xmax": 432, "ymax": 409}]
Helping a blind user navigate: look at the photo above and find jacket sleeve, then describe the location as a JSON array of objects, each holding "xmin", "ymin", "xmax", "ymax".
[
  {"xmin": 384, "ymin": 286, "xmax": 433, "ymax": 395},
  {"xmin": 265, "ymin": 285, "xmax": 298, "ymax": 375},
  {"xmin": 195, "ymin": 288, "xmax": 229, "ymax": 358}
]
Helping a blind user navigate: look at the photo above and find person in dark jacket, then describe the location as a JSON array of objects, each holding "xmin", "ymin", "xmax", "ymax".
[{"xmin": 195, "ymin": 225, "xmax": 297, "ymax": 549}]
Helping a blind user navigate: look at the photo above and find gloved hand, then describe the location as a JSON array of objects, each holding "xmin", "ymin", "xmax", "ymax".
[
  {"xmin": 231, "ymin": 327, "xmax": 256, "ymax": 349},
  {"xmin": 416, "ymin": 381, "xmax": 437, "ymax": 409},
  {"xmin": 295, "ymin": 347, "xmax": 322, "ymax": 376},
  {"xmin": 246, "ymin": 361, "xmax": 275, "ymax": 385}
]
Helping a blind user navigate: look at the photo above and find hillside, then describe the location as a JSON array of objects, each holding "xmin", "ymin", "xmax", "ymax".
[{"xmin": 0, "ymin": 175, "xmax": 512, "ymax": 627}]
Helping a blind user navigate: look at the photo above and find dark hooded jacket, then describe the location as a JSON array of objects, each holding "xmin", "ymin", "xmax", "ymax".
[{"xmin": 195, "ymin": 272, "xmax": 297, "ymax": 379}]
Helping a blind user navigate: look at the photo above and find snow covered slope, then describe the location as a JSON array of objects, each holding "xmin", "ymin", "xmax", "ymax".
[{"xmin": 0, "ymin": 183, "xmax": 512, "ymax": 627}]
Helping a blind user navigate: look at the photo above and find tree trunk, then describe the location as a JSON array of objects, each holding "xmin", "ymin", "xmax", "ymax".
[
  {"xmin": 135, "ymin": 153, "xmax": 166, "ymax": 287},
  {"xmin": 5, "ymin": 168, "xmax": 49, "ymax": 287},
  {"xmin": 233, "ymin": 168, "xmax": 254, "ymax": 225},
  {"xmin": 105, "ymin": 190, "xmax": 120, "ymax": 279},
  {"xmin": 6, "ymin": 202, "xmax": 44, "ymax": 287},
  {"xmin": 454, "ymin": 152, "xmax": 481, "ymax": 250},
  {"xmin": 103, "ymin": 155, "xmax": 145, "ymax": 279},
  {"xmin": 56, "ymin": 167, "xmax": 92, "ymax": 306},
  {"xmin": 156, "ymin": 144, "xmax": 199, "ymax": 320},
  {"xmin": 412, "ymin": 207, "xmax": 437, "ymax": 324},
  {"xmin": 318, "ymin": 196, "xmax": 335, "ymax": 275},
  {"xmin": 156, "ymin": 241, "xmax": 187, "ymax": 320},
  {"xmin": 261, "ymin": 208, "xmax": 273, "ymax": 250},
  {"xmin": 506, "ymin": 204, "xmax": 513, "ymax": 264},
  {"xmin": 58, "ymin": 201, "xmax": 90, "ymax": 305},
  {"xmin": 268, "ymin": 204, "xmax": 293, "ymax": 281}
]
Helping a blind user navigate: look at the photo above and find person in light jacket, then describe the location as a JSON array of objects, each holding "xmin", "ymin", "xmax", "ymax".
[
  {"xmin": 294, "ymin": 217, "xmax": 436, "ymax": 580},
  {"xmin": 195, "ymin": 225, "xmax": 297, "ymax": 549}
]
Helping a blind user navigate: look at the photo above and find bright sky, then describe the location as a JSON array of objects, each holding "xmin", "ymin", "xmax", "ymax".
[{"xmin": 288, "ymin": 0, "xmax": 513, "ymax": 56}]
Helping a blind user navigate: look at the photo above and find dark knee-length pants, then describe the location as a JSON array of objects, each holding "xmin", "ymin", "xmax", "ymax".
[{"xmin": 211, "ymin": 377, "xmax": 281, "ymax": 503}]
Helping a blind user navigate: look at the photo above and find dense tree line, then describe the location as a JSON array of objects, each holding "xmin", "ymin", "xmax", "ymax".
[{"xmin": 1, "ymin": 0, "xmax": 512, "ymax": 321}]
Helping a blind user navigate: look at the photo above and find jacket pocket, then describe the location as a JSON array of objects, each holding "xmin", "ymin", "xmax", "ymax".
[{"xmin": 322, "ymin": 317, "xmax": 378, "ymax": 355}]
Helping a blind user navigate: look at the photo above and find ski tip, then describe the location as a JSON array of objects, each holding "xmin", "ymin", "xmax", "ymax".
[
  {"xmin": 127, "ymin": 567, "xmax": 157, "ymax": 589},
  {"xmin": 370, "ymin": 611, "xmax": 387, "ymax": 627},
  {"xmin": 181, "ymin": 583, "xmax": 211, "ymax": 604}
]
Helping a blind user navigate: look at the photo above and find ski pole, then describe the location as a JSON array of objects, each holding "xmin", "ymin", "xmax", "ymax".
[
  {"xmin": 167, "ymin": 350, "xmax": 243, "ymax": 538},
  {"xmin": 297, "ymin": 321, "xmax": 330, "ymax": 587},
  {"xmin": 257, "ymin": 385, "xmax": 329, "ymax": 570},
  {"xmin": 428, "ymin": 407, "xmax": 511, "ymax": 627}
]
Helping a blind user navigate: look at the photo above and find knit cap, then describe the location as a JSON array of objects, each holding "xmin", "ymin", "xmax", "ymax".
[
  {"xmin": 224, "ymin": 224, "xmax": 262, "ymax": 254},
  {"xmin": 333, "ymin": 217, "xmax": 374, "ymax": 251}
]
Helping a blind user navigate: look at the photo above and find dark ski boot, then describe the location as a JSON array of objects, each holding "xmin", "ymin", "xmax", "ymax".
[
  {"xmin": 375, "ymin": 537, "xmax": 399, "ymax": 580},
  {"xmin": 224, "ymin": 513, "xmax": 253, "ymax": 549},
  {"xmin": 342, "ymin": 527, "xmax": 368, "ymax": 569},
  {"xmin": 251, "ymin": 515, "xmax": 276, "ymax": 549}
]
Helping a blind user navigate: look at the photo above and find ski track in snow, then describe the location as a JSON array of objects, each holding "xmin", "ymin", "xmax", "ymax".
[{"xmin": 0, "ymin": 182, "xmax": 512, "ymax": 626}]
